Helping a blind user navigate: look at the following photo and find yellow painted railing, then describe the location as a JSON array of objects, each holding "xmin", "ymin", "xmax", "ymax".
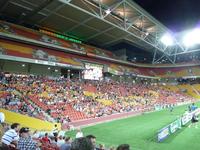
[{"xmin": 0, "ymin": 109, "xmax": 61, "ymax": 131}]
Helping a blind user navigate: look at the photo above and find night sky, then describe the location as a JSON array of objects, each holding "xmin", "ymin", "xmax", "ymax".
[{"xmin": 134, "ymin": 0, "xmax": 200, "ymax": 33}]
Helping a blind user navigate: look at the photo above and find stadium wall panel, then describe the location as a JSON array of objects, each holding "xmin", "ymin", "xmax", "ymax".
[{"xmin": 0, "ymin": 109, "xmax": 61, "ymax": 131}]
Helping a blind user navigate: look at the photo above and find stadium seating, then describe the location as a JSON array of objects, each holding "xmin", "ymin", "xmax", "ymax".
[
  {"xmin": 0, "ymin": 21, "xmax": 117, "ymax": 60},
  {"xmin": 2, "ymin": 20, "xmax": 200, "ymax": 79},
  {"xmin": 0, "ymin": 72, "xmax": 196, "ymax": 125}
]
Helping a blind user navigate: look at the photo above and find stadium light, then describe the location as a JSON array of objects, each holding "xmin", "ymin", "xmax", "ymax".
[
  {"xmin": 145, "ymin": 32, "xmax": 149, "ymax": 36},
  {"xmin": 105, "ymin": 9, "xmax": 111, "ymax": 14},
  {"xmin": 160, "ymin": 33, "xmax": 174, "ymax": 46},
  {"xmin": 183, "ymin": 28, "xmax": 200, "ymax": 47}
]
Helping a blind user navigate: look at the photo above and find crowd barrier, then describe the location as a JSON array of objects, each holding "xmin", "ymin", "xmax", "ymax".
[
  {"xmin": 157, "ymin": 108, "xmax": 200, "ymax": 142},
  {"xmin": 0, "ymin": 109, "xmax": 61, "ymax": 131}
]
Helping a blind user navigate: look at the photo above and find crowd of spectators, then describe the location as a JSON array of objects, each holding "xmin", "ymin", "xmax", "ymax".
[
  {"xmin": 0, "ymin": 72, "xmax": 196, "ymax": 150},
  {"xmin": 0, "ymin": 121, "xmax": 130, "ymax": 150},
  {"xmin": 0, "ymin": 73, "xmax": 49, "ymax": 121},
  {"xmin": 0, "ymin": 72, "xmax": 194, "ymax": 123}
]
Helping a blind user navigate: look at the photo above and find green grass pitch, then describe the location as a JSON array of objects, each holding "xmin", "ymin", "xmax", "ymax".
[{"xmin": 66, "ymin": 102, "xmax": 200, "ymax": 150}]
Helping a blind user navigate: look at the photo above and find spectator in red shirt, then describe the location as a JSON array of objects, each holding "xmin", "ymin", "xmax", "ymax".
[{"xmin": 41, "ymin": 133, "xmax": 50, "ymax": 143}]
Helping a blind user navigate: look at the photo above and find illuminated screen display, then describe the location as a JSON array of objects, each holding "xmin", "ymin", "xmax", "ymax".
[
  {"xmin": 39, "ymin": 29, "xmax": 82, "ymax": 44},
  {"xmin": 83, "ymin": 63, "xmax": 103, "ymax": 80}
]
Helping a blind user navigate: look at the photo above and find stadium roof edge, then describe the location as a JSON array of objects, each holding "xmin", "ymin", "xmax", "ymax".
[{"xmin": 127, "ymin": 0, "xmax": 171, "ymax": 32}]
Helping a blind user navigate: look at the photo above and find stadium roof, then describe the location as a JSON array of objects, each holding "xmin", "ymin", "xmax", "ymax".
[
  {"xmin": 134, "ymin": 0, "xmax": 200, "ymax": 33},
  {"xmin": 0, "ymin": 0, "xmax": 192, "ymax": 64}
]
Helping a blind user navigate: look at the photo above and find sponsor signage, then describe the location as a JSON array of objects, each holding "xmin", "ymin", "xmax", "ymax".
[
  {"xmin": 158, "ymin": 126, "xmax": 170, "ymax": 142},
  {"xmin": 181, "ymin": 114, "xmax": 192, "ymax": 125},
  {"xmin": 170, "ymin": 119, "xmax": 181, "ymax": 133}
]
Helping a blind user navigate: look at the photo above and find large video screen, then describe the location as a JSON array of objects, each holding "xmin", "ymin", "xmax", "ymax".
[{"xmin": 83, "ymin": 63, "xmax": 103, "ymax": 80}]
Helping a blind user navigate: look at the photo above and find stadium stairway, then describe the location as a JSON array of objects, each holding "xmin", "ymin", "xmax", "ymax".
[
  {"xmin": 175, "ymin": 69, "xmax": 190, "ymax": 77},
  {"xmin": 192, "ymin": 67, "xmax": 200, "ymax": 76},
  {"xmin": 24, "ymin": 96, "xmax": 54, "ymax": 122},
  {"xmin": 166, "ymin": 85, "xmax": 179, "ymax": 92},
  {"xmin": 165, "ymin": 84, "xmax": 200, "ymax": 99},
  {"xmin": 190, "ymin": 84, "xmax": 200, "ymax": 99},
  {"xmin": 177, "ymin": 84, "xmax": 200, "ymax": 99},
  {"xmin": 83, "ymin": 84, "xmax": 97, "ymax": 93},
  {"xmin": 50, "ymin": 104, "xmax": 87, "ymax": 121},
  {"xmin": 28, "ymin": 95, "xmax": 87, "ymax": 121}
]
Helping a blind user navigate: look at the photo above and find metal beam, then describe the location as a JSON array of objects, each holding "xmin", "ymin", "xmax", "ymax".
[
  {"xmin": 16, "ymin": 0, "xmax": 185, "ymax": 64},
  {"xmin": 85, "ymin": 26, "xmax": 115, "ymax": 40},
  {"xmin": 165, "ymin": 54, "xmax": 175, "ymax": 64},
  {"xmin": 152, "ymin": 49, "xmax": 176, "ymax": 64},
  {"xmin": 125, "ymin": 0, "xmax": 170, "ymax": 32},
  {"xmin": 126, "ymin": 1, "xmax": 185, "ymax": 54},
  {"xmin": 58, "ymin": 0, "xmax": 171, "ymax": 54},
  {"xmin": 66, "ymin": 17, "xmax": 93, "ymax": 32},
  {"xmin": 19, "ymin": 0, "xmax": 55, "ymax": 24},
  {"xmin": 170, "ymin": 48, "xmax": 200, "ymax": 56},
  {"xmin": 9, "ymin": 1, "xmax": 33, "ymax": 11},
  {"xmin": 102, "ymin": 34, "xmax": 131, "ymax": 46},
  {"xmin": 81, "ymin": 0, "xmax": 100, "ymax": 17},
  {"xmin": 126, "ymin": 15, "xmax": 143, "ymax": 30},
  {"xmin": 52, "ymin": 12, "xmax": 117, "ymax": 40},
  {"xmin": 153, "ymin": 53, "xmax": 165, "ymax": 64},
  {"xmin": 173, "ymin": 46, "xmax": 178, "ymax": 63},
  {"xmin": 36, "ymin": 3, "xmax": 66, "ymax": 24},
  {"xmin": 101, "ymin": 0, "xmax": 125, "ymax": 19},
  {"xmin": 152, "ymin": 49, "xmax": 157, "ymax": 64},
  {"xmin": 9, "ymin": 1, "xmax": 48, "ymax": 17}
]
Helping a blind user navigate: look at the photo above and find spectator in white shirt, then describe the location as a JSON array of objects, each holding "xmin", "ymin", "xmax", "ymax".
[
  {"xmin": 1, "ymin": 123, "xmax": 20, "ymax": 149},
  {"xmin": 75, "ymin": 128, "xmax": 83, "ymax": 138}
]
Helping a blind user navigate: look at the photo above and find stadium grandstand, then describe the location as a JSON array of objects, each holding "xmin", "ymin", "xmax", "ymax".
[{"xmin": 0, "ymin": 0, "xmax": 200, "ymax": 150}]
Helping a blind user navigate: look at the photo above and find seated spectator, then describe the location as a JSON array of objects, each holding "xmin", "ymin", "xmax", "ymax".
[
  {"xmin": 70, "ymin": 137, "xmax": 94, "ymax": 150},
  {"xmin": 97, "ymin": 144, "xmax": 105, "ymax": 150},
  {"xmin": 17, "ymin": 127, "xmax": 39, "ymax": 150},
  {"xmin": 60, "ymin": 137, "xmax": 72, "ymax": 150},
  {"xmin": 75, "ymin": 128, "xmax": 83, "ymax": 138},
  {"xmin": 109, "ymin": 147, "xmax": 115, "ymax": 150},
  {"xmin": 41, "ymin": 133, "xmax": 50, "ymax": 143},
  {"xmin": 86, "ymin": 135, "xmax": 96, "ymax": 149},
  {"xmin": 116, "ymin": 144, "xmax": 130, "ymax": 150},
  {"xmin": 192, "ymin": 114, "xmax": 199, "ymax": 123},
  {"xmin": 189, "ymin": 114, "xmax": 199, "ymax": 128},
  {"xmin": 1, "ymin": 123, "xmax": 20, "ymax": 149},
  {"xmin": 57, "ymin": 135, "xmax": 65, "ymax": 147},
  {"xmin": 0, "ymin": 72, "xmax": 195, "ymax": 124},
  {"xmin": 49, "ymin": 136, "xmax": 57, "ymax": 145}
]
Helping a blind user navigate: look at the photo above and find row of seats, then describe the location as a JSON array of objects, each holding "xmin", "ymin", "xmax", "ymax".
[{"xmin": 0, "ymin": 72, "xmax": 196, "ymax": 124}]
